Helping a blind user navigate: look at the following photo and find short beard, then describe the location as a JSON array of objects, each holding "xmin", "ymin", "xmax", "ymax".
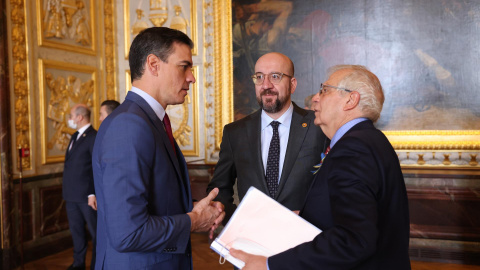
[{"xmin": 257, "ymin": 89, "xmax": 288, "ymax": 113}]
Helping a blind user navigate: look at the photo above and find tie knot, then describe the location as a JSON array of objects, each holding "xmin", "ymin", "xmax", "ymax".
[
  {"xmin": 270, "ymin": 121, "xmax": 280, "ymax": 130},
  {"xmin": 325, "ymin": 146, "xmax": 331, "ymax": 155}
]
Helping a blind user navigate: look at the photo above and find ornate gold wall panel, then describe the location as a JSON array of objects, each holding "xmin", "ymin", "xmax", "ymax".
[
  {"xmin": 8, "ymin": 0, "xmax": 117, "ymax": 174},
  {"xmin": 38, "ymin": 59, "xmax": 98, "ymax": 164},
  {"xmin": 10, "ymin": 0, "xmax": 32, "ymax": 170},
  {"xmin": 124, "ymin": 0, "xmax": 198, "ymax": 58}
]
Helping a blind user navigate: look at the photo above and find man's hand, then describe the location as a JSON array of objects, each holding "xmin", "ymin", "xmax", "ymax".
[
  {"xmin": 230, "ymin": 248, "xmax": 268, "ymax": 270},
  {"xmin": 187, "ymin": 188, "xmax": 225, "ymax": 235},
  {"xmin": 88, "ymin": 196, "xmax": 97, "ymax": 211}
]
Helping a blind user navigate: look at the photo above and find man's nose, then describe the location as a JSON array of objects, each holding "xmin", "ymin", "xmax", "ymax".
[{"xmin": 261, "ymin": 75, "xmax": 273, "ymax": 88}]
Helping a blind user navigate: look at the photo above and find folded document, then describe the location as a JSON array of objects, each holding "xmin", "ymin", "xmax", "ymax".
[{"xmin": 210, "ymin": 187, "xmax": 321, "ymax": 269}]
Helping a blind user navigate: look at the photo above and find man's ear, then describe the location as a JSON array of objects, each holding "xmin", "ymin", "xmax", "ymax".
[
  {"xmin": 290, "ymin": 77, "xmax": 298, "ymax": 94},
  {"xmin": 145, "ymin": 54, "xmax": 161, "ymax": 76},
  {"xmin": 344, "ymin": 91, "xmax": 360, "ymax": 111}
]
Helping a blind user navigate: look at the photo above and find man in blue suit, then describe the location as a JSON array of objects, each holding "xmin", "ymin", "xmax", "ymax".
[
  {"xmin": 231, "ymin": 65, "xmax": 411, "ymax": 269},
  {"xmin": 63, "ymin": 104, "xmax": 97, "ymax": 270},
  {"xmin": 92, "ymin": 27, "xmax": 225, "ymax": 270}
]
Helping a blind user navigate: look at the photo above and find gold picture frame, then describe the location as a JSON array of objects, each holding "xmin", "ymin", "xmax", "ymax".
[
  {"xmin": 38, "ymin": 59, "xmax": 98, "ymax": 164},
  {"xmin": 124, "ymin": 0, "xmax": 198, "ymax": 58},
  {"xmin": 36, "ymin": 0, "xmax": 96, "ymax": 55}
]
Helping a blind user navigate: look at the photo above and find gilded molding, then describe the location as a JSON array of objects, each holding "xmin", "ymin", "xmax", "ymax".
[
  {"xmin": 104, "ymin": 0, "xmax": 117, "ymax": 99},
  {"xmin": 11, "ymin": 0, "xmax": 31, "ymax": 169},
  {"xmin": 213, "ymin": 0, "xmax": 233, "ymax": 150}
]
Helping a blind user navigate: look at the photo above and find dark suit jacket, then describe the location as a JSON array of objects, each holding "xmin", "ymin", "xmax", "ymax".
[
  {"xmin": 92, "ymin": 92, "xmax": 193, "ymax": 270},
  {"xmin": 269, "ymin": 120, "xmax": 411, "ymax": 270},
  {"xmin": 63, "ymin": 125, "xmax": 97, "ymax": 202},
  {"xmin": 207, "ymin": 103, "xmax": 328, "ymax": 221}
]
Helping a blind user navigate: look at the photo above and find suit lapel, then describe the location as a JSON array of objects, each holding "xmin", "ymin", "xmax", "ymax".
[
  {"xmin": 126, "ymin": 92, "xmax": 184, "ymax": 183},
  {"xmin": 246, "ymin": 110, "xmax": 269, "ymax": 192},
  {"xmin": 66, "ymin": 126, "xmax": 93, "ymax": 159},
  {"xmin": 276, "ymin": 104, "xmax": 310, "ymax": 198}
]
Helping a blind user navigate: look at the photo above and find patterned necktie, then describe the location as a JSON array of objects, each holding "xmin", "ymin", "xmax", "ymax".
[
  {"xmin": 163, "ymin": 113, "xmax": 177, "ymax": 156},
  {"xmin": 265, "ymin": 121, "xmax": 280, "ymax": 198},
  {"xmin": 325, "ymin": 146, "xmax": 331, "ymax": 155},
  {"xmin": 69, "ymin": 131, "xmax": 79, "ymax": 151}
]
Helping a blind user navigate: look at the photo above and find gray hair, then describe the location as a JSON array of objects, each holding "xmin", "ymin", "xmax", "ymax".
[{"xmin": 327, "ymin": 65, "xmax": 384, "ymax": 122}]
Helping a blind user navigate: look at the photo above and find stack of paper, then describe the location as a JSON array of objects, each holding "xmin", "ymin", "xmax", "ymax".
[{"xmin": 210, "ymin": 187, "xmax": 321, "ymax": 269}]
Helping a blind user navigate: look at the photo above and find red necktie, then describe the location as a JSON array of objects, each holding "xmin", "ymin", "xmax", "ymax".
[{"xmin": 163, "ymin": 113, "xmax": 177, "ymax": 156}]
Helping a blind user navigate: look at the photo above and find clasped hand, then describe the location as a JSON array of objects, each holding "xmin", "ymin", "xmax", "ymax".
[{"xmin": 188, "ymin": 188, "xmax": 225, "ymax": 239}]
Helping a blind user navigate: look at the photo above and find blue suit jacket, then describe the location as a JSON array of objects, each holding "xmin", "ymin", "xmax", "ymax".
[
  {"xmin": 269, "ymin": 120, "xmax": 411, "ymax": 270},
  {"xmin": 63, "ymin": 125, "xmax": 97, "ymax": 202},
  {"xmin": 92, "ymin": 92, "xmax": 193, "ymax": 270}
]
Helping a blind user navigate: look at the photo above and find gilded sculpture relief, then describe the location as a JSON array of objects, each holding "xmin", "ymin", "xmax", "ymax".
[
  {"xmin": 39, "ymin": 59, "xmax": 97, "ymax": 164},
  {"xmin": 38, "ymin": 0, "xmax": 96, "ymax": 55},
  {"xmin": 43, "ymin": 0, "xmax": 91, "ymax": 44},
  {"xmin": 45, "ymin": 72, "xmax": 94, "ymax": 152},
  {"xmin": 11, "ymin": 0, "xmax": 31, "ymax": 169}
]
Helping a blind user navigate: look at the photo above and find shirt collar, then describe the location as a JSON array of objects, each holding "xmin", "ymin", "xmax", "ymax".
[
  {"xmin": 261, "ymin": 103, "xmax": 294, "ymax": 130},
  {"xmin": 77, "ymin": 123, "xmax": 91, "ymax": 138},
  {"xmin": 330, "ymin": 118, "xmax": 368, "ymax": 148},
  {"xmin": 131, "ymin": 86, "xmax": 166, "ymax": 121}
]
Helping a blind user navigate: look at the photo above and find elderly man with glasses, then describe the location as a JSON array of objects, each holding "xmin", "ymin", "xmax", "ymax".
[
  {"xmin": 207, "ymin": 52, "xmax": 329, "ymax": 226},
  {"xmin": 231, "ymin": 65, "xmax": 411, "ymax": 270}
]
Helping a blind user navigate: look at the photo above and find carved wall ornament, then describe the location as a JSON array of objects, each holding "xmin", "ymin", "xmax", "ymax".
[
  {"xmin": 38, "ymin": 59, "xmax": 97, "ymax": 164},
  {"xmin": 11, "ymin": 0, "xmax": 31, "ymax": 169},
  {"xmin": 170, "ymin": 5, "xmax": 188, "ymax": 34},
  {"xmin": 37, "ymin": 0, "xmax": 96, "ymax": 55},
  {"xmin": 125, "ymin": 0, "xmax": 198, "ymax": 57}
]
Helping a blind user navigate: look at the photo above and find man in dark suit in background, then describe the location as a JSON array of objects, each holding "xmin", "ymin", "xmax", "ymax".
[
  {"xmin": 207, "ymin": 52, "xmax": 328, "ymax": 222},
  {"xmin": 63, "ymin": 104, "xmax": 97, "ymax": 270},
  {"xmin": 231, "ymin": 65, "xmax": 411, "ymax": 270},
  {"xmin": 99, "ymin": 100, "xmax": 120, "ymax": 123},
  {"xmin": 92, "ymin": 27, "xmax": 224, "ymax": 270}
]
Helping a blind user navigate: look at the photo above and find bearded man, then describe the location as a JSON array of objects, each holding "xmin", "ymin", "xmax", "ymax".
[{"xmin": 207, "ymin": 52, "xmax": 328, "ymax": 223}]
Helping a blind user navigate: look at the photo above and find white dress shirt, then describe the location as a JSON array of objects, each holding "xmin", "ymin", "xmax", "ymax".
[{"xmin": 260, "ymin": 103, "xmax": 294, "ymax": 183}]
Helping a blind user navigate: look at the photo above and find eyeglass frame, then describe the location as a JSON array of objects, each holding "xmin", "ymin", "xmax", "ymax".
[
  {"xmin": 251, "ymin": 72, "xmax": 293, "ymax": 85},
  {"xmin": 318, "ymin": 83, "xmax": 353, "ymax": 95}
]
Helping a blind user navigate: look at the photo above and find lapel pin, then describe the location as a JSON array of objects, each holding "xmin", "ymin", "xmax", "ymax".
[
  {"xmin": 302, "ymin": 123, "xmax": 307, "ymax": 128},
  {"xmin": 82, "ymin": 134, "xmax": 86, "ymax": 137}
]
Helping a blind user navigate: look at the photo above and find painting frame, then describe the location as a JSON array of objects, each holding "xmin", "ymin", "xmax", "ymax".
[{"xmin": 225, "ymin": 0, "xmax": 480, "ymax": 169}]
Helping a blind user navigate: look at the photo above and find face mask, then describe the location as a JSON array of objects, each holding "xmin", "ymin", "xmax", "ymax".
[{"xmin": 68, "ymin": 119, "xmax": 77, "ymax": 129}]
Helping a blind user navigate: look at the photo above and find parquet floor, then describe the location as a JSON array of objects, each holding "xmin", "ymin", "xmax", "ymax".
[{"xmin": 23, "ymin": 233, "xmax": 480, "ymax": 270}]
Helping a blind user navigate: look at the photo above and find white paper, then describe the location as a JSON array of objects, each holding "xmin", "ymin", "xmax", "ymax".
[{"xmin": 210, "ymin": 187, "xmax": 322, "ymax": 269}]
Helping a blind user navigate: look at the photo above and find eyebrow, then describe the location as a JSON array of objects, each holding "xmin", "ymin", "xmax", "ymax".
[{"xmin": 178, "ymin": 60, "xmax": 193, "ymax": 67}]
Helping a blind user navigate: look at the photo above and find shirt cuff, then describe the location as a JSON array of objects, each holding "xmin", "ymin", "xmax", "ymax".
[{"xmin": 88, "ymin": 194, "xmax": 95, "ymax": 197}]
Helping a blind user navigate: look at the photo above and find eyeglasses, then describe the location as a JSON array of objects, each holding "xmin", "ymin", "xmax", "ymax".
[
  {"xmin": 251, "ymin": 72, "xmax": 292, "ymax": 85},
  {"xmin": 318, "ymin": 83, "xmax": 353, "ymax": 95}
]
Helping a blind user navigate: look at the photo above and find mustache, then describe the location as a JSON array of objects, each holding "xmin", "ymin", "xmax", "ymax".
[{"xmin": 260, "ymin": 89, "xmax": 278, "ymax": 96}]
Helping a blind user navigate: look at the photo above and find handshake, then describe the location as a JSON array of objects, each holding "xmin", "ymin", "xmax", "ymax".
[{"xmin": 187, "ymin": 188, "xmax": 225, "ymax": 239}]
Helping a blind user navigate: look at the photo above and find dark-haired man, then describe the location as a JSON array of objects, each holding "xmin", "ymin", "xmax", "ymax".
[
  {"xmin": 99, "ymin": 100, "xmax": 120, "ymax": 123},
  {"xmin": 93, "ymin": 27, "xmax": 225, "ymax": 269}
]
